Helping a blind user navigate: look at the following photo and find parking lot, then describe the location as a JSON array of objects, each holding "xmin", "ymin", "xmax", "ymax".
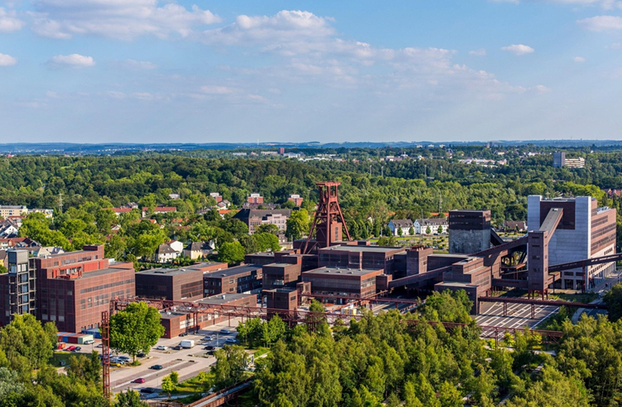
[
  {"xmin": 60, "ymin": 318, "xmax": 243, "ymax": 396},
  {"xmin": 476, "ymin": 302, "xmax": 558, "ymax": 330}
]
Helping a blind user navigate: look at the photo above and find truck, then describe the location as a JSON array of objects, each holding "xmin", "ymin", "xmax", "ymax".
[{"xmin": 180, "ymin": 340, "xmax": 195, "ymax": 349}]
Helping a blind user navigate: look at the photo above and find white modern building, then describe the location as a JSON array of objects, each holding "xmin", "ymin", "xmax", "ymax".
[{"xmin": 528, "ymin": 195, "xmax": 616, "ymax": 290}]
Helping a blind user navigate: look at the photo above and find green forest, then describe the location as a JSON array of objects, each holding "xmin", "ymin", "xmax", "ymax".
[{"xmin": 3, "ymin": 149, "xmax": 622, "ymax": 267}]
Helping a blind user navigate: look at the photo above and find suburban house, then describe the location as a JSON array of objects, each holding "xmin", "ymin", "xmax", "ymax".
[
  {"xmin": 154, "ymin": 243, "xmax": 181, "ymax": 263},
  {"xmin": 414, "ymin": 218, "xmax": 448, "ymax": 235},
  {"xmin": 388, "ymin": 219, "xmax": 414, "ymax": 236},
  {"xmin": 142, "ymin": 206, "xmax": 177, "ymax": 218},
  {"xmin": 183, "ymin": 241, "xmax": 213, "ymax": 260}
]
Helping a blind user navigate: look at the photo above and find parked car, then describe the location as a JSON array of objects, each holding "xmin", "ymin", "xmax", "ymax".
[
  {"xmin": 225, "ymin": 338, "xmax": 237, "ymax": 344},
  {"xmin": 204, "ymin": 335, "xmax": 214, "ymax": 341},
  {"xmin": 220, "ymin": 329, "xmax": 231, "ymax": 335},
  {"xmin": 172, "ymin": 345, "xmax": 182, "ymax": 351},
  {"xmin": 110, "ymin": 362, "xmax": 124, "ymax": 367},
  {"xmin": 155, "ymin": 345, "xmax": 167, "ymax": 351},
  {"xmin": 140, "ymin": 387, "xmax": 158, "ymax": 393},
  {"xmin": 150, "ymin": 365, "xmax": 163, "ymax": 370},
  {"xmin": 179, "ymin": 332, "xmax": 187, "ymax": 337},
  {"xmin": 203, "ymin": 345, "xmax": 215, "ymax": 351},
  {"xmin": 96, "ymin": 344, "xmax": 103, "ymax": 348},
  {"xmin": 133, "ymin": 378, "xmax": 146, "ymax": 383},
  {"xmin": 73, "ymin": 346, "xmax": 82, "ymax": 352},
  {"xmin": 118, "ymin": 356, "xmax": 131, "ymax": 361},
  {"xmin": 66, "ymin": 346, "xmax": 76, "ymax": 352},
  {"xmin": 136, "ymin": 352, "xmax": 146, "ymax": 358}
]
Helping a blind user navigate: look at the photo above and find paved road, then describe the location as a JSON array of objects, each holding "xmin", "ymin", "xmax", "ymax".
[
  {"xmin": 476, "ymin": 302, "xmax": 558, "ymax": 329},
  {"xmin": 107, "ymin": 318, "xmax": 242, "ymax": 395}
]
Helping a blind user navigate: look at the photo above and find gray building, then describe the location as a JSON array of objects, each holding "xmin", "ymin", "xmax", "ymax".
[
  {"xmin": 528, "ymin": 195, "xmax": 617, "ymax": 290},
  {"xmin": 448, "ymin": 210, "xmax": 492, "ymax": 254},
  {"xmin": 553, "ymin": 151, "xmax": 565, "ymax": 168}
]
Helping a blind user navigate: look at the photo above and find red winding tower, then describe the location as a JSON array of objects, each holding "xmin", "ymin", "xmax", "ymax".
[{"xmin": 302, "ymin": 182, "xmax": 351, "ymax": 254}]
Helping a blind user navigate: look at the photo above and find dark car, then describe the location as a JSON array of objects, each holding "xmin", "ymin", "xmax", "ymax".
[
  {"xmin": 203, "ymin": 345, "xmax": 215, "ymax": 351},
  {"xmin": 140, "ymin": 387, "xmax": 158, "ymax": 393},
  {"xmin": 173, "ymin": 345, "xmax": 182, "ymax": 351},
  {"xmin": 150, "ymin": 365, "xmax": 163, "ymax": 370},
  {"xmin": 179, "ymin": 332, "xmax": 187, "ymax": 337},
  {"xmin": 136, "ymin": 352, "xmax": 146, "ymax": 358},
  {"xmin": 73, "ymin": 346, "xmax": 82, "ymax": 352}
]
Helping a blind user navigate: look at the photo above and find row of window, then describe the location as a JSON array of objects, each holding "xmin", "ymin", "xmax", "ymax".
[{"xmin": 80, "ymin": 279, "xmax": 134, "ymax": 294}]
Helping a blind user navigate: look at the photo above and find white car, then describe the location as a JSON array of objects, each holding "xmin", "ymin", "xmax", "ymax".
[{"xmin": 155, "ymin": 345, "xmax": 167, "ymax": 351}]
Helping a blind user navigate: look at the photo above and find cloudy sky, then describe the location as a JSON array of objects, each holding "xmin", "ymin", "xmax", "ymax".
[{"xmin": 2, "ymin": 0, "xmax": 622, "ymax": 143}]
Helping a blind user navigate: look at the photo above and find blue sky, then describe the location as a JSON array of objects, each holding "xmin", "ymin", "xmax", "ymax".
[{"xmin": 2, "ymin": 0, "xmax": 622, "ymax": 143}]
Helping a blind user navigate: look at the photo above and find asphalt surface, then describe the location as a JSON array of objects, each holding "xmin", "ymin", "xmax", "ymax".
[{"xmin": 476, "ymin": 302, "xmax": 559, "ymax": 329}]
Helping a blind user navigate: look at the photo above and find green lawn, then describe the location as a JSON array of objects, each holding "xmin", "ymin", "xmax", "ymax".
[{"xmin": 50, "ymin": 352, "xmax": 73, "ymax": 368}]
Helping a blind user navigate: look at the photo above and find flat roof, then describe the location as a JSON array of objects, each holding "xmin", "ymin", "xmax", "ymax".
[
  {"xmin": 136, "ymin": 262, "xmax": 226, "ymax": 277},
  {"xmin": 76, "ymin": 266, "xmax": 132, "ymax": 279},
  {"xmin": 264, "ymin": 262, "xmax": 296, "ymax": 267},
  {"xmin": 303, "ymin": 266, "xmax": 382, "ymax": 277},
  {"xmin": 203, "ymin": 264, "xmax": 262, "ymax": 278},
  {"xmin": 435, "ymin": 281, "xmax": 475, "ymax": 288},
  {"xmin": 197, "ymin": 293, "xmax": 257, "ymax": 305},
  {"xmin": 319, "ymin": 245, "xmax": 402, "ymax": 253}
]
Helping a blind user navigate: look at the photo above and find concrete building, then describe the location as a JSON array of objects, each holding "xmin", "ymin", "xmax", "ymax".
[
  {"xmin": 449, "ymin": 210, "xmax": 492, "ymax": 254},
  {"xmin": 247, "ymin": 193, "xmax": 264, "ymax": 204},
  {"xmin": 301, "ymin": 267, "xmax": 383, "ymax": 300},
  {"xmin": 528, "ymin": 196, "xmax": 617, "ymax": 290},
  {"xmin": 435, "ymin": 256, "xmax": 493, "ymax": 313},
  {"xmin": 0, "ymin": 206, "xmax": 27, "ymax": 218},
  {"xmin": 135, "ymin": 262, "xmax": 228, "ymax": 301},
  {"xmin": 233, "ymin": 209, "xmax": 291, "ymax": 234},
  {"xmin": 203, "ymin": 264, "xmax": 263, "ymax": 296},
  {"xmin": 553, "ymin": 151, "xmax": 565, "ymax": 168}
]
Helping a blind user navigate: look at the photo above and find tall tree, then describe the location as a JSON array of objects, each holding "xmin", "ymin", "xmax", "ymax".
[{"xmin": 109, "ymin": 302, "xmax": 165, "ymax": 361}]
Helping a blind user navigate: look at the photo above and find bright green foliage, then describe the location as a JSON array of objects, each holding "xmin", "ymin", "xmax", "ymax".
[
  {"xmin": 239, "ymin": 316, "xmax": 287, "ymax": 348},
  {"xmin": 422, "ymin": 290, "xmax": 473, "ymax": 323},
  {"xmin": 212, "ymin": 345, "xmax": 249, "ymax": 390},
  {"xmin": 161, "ymin": 376, "xmax": 175, "ymax": 398},
  {"xmin": 254, "ymin": 232, "xmax": 281, "ymax": 252},
  {"xmin": 505, "ymin": 366, "xmax": 590, "ymax": 407},
  {"xmin": 0, "ymin": 314, "xmax": 57, "ymax": 378},
  {"xmin": 169, "ymin": 371, "xmax": 179, "ymax": 385},
  {"xmin": 67, "ymin": 352, "xmax": 101, "ymax": 385},
  {"xmin": 115, "ymin": 389, "xmax": 148, "ymax": 407},
  {"xmin": 218, "ymin": 241, "xmax": 246, "ymax": 265},
  {"xmin": 109, "ymin": 302, "xmax": 165, "ymax": 361},
  {"xmin": 286, "ymin": 209, "xmax": 310, "ymax": 240},
  {"xmin": 257, "ymin": 224, "xmax": 279, "ymax": 235}
]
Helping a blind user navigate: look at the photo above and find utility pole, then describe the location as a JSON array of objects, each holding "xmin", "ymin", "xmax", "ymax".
[
  {"xmin": 381, "ymin": 166, "xmax": 384, "ymax": 178},
  {"xmin": 58, "ymin": 193, "xmax": 63, "ymax": 213}
]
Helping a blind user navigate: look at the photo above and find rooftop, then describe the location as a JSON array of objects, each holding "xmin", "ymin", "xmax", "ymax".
[
  {"xmin": 303, "ymin": 266, "xmax": 382, "ymax": 277},
  {"xmin": 319, "ymin": 245, "xmax": 402, "ymax": 253},
  {"xmin": 203, "ymin": 264, "xmax": 262, "ymax": 278},
  {"xmin": 197, "ymin": 293, "xmax": 257, "ymax": 305},
  {"xmin": 137, "ymin": 262, "xmax": 226, "ymax": 276}
]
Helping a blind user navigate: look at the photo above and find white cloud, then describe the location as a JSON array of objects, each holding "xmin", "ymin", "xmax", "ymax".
[
  {"xmin": 200, "ymin": 85, "xmax": 237, "ymax": 94},
  {"xmin": 0, "ymin": 7, "xmax": 24, "ymax": 32},
  {"xmin": 574, "ymin": 56, "xmax": 586, "ymax": 62},
  {"xmin": 47, "ymin": 53, "xmax": 95, "ymax": 68},
  {"xmin": 501, "ymin": 44, "xmax": 535, "ymax": 55},
  {"xmin": 111, "ymin": 59, "xmax": 157, "ymax": 70},
  {"xmin": 469, "ymin": 48, "xmax": 487, "ymax": 56},
  {"xmin": 578, "ymin": 15, "xmax": 622, "ymax": 31},
  {"xmin": 30, "ymin": 0, "xmax": 221, "ymax": 40},
  {"xmin": 534, "ymin": 84, "xmax": 552, "ymax": 93},
  {"xmin": 0, "ymin": 52, "xmax": 16, "ymax": 65}
]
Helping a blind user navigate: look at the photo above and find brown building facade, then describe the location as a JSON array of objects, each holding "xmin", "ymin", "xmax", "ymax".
[
  {"xmin": 203, "ymin": 265, "xmax": 263, "ymax": 296},
  {"xmin": 302, "ymin": 267, "xmax": 383, "ymax": 299},
  {"xmin": 135, "ymin": 262, "xmax": 228, "ymax": 301}
]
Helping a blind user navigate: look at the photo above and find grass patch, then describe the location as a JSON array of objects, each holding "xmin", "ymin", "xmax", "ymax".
[
  {"xmin": 549, "ymin": 292, "xmax": 598, "ymax": 304},
  {"xmin": 50, "ymin": 352, "xmax": 73, "ymax": 368},
  {"xmin": 173, "ymin": 372, "xmax": 213, "ymax": 394}
]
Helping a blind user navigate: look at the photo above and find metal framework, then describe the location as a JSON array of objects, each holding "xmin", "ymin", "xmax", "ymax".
[
  {"xmin": 101, "ymin": 310, "xmax": 111, "ymax": 405},
  {"xmin": 302, "ymin": 182, "xmax": 351, "ymax": 254}
]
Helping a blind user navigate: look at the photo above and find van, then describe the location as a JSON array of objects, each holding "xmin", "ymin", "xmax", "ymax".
[{"xmin": 180, "ymin": 340, "xmax": 195, "ymax": 349}]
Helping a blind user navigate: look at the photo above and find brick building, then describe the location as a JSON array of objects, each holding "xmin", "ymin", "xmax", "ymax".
[
  {"xmin": 135, "ymin": 262, "xmax": 228, "ymax": 301},
  {"xmin": 262, "ymin": 262, "xmax": 302, "ymax": 289},
  {"xmin": 317, "ymin": 245, "xmax": 404, "ymax": 275},
  {"xmin": 7, "ymin": 245, "xmax": 137, "ymax": 333},
  {"xmin": 301, "ymin": 267, "xmax": 383, "ymax": 300},
  {"xmin": 203, "ymin": 265, "xmax": 263, "ymax": 296}
]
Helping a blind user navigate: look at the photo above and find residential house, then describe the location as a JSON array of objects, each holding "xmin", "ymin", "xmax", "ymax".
[
  {"xmin": 209, "ymin": 192, "xmax": 223, "ymax": 203},
  {"xmin": 0, "ymin": 206, "xmax": 27, "ymax": 218},
  {"xmin": 414, "ymin": 218, "xmax": 448, "ymax": 235},
  {"xmin": 0, "ymin": 218, "xmax": 20, "ymax": 238},
  {"xmin": 183, "ymin": 242, "xmax": 213, "ymax": 260},
  {"xmin": 247, "ymin": 193, "xmax": 264, "ymax": 204},
  {"xmin": 388, "ymin": 219, "xmax": 414, "ymax": 236},
  {"xmin": 154, "ymin": 243, "xmax": 181, "ymax": 263},
  {"xmin": 141, "ymin": 206, "xmax": 177, "ymax": 218},
  {"xmin": 288, "ymin": 194, "xmax": 304, "ymax": 207}
]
